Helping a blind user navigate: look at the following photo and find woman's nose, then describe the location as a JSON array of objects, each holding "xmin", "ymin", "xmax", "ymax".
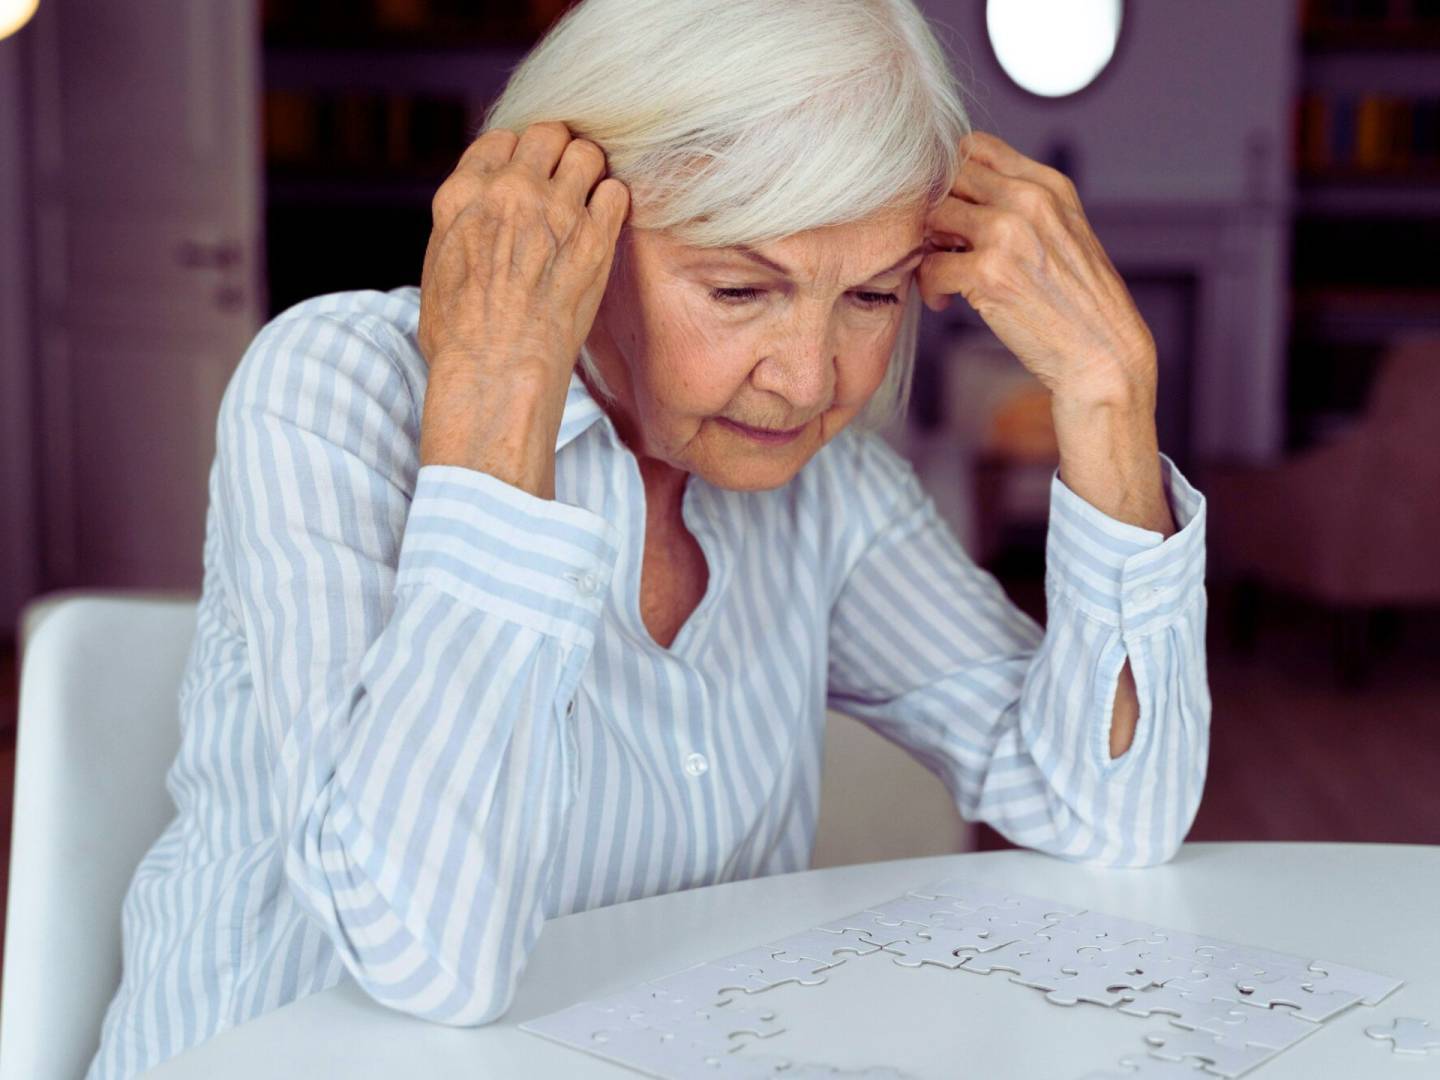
[{"xmin": 753, "ymin": 329, "xmax": 834, "ymax": 414}]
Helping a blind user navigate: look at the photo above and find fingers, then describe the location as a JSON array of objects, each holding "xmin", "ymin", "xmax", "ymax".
[
  {"xmin": 926, "ymin": 194, "xmax": 994, "ymax": 251},
  {"xmin": 917, "ymin": 248, "xmax": 975, "ymax": 313},
  {"xmin": 552, "ymin": 135, "xmax": 609, "ymax": 208},
  {"xmin": 587, "ymin": 177, "xmax": 631, "ymax": 239},
  {"xmin": 950, "ymin": 155, "xmax": 1008, "ymax": 205},
  {"xmin": 460, "ymin": 127, "xmax": 520, "ymax": 171},
  {"xmin": 918, "ymin": 200, "xmax": 995, "ymax": 312},
  {"xmin": 509, "ymin": 119, "xmax": 574, "ymax": 177},
  {"xmin": 432, "ymin": 129, "xmax": 516, "ymax": 220},
  {"xmin": 952, "ymin": 150, "xmax": 1062, "ymax": 214},
  {"xmin": 959, "ymin": 129, "xmax": 1044, "ymax": 184},
  {"xmin": 955, "ymin": 130, "xmax": 1080, "ymax": 211}
]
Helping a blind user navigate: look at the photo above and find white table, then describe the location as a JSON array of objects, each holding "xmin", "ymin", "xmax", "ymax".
[{"xmin": 144, "ymin": 842, "xmax": 1440, "ymax": 1079}]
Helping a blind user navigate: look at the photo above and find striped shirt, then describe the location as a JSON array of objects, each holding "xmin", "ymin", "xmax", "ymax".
[{"xmin": 87, "ymin": 284, "xmax": 1209, "ymax": 1078}]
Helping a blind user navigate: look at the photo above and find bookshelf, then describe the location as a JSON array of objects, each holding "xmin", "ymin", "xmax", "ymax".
[
  {"xmin": 1287, "ymin": 0, "xmax": 1440, "ymax": 449},
  {"xmin": 259, "ymin": 0, "xmax": 577, "ymax": 317}
]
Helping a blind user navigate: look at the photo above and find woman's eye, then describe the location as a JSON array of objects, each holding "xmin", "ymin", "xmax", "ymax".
[
  {"xmin": 709, "ymin": 287, "xmax": 763, "ymax": 304},
  {"xmin": 707, "ymin": 287, "xmax": 901, "ymax": 308}
]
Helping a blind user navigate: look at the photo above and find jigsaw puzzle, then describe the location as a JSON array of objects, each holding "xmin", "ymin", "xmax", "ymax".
[
  {"xmin": 519, "ymin": 873, "xmax": 1405, "ymax": 1078},
  {"xmin": 1365, "ymin": 1016, "xmax": 1440, "ymax": 1055}
]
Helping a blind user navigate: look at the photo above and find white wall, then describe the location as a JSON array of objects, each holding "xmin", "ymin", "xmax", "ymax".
[
  {"xmin": 917, "ymin": 0, "xmax": 1295, "ymax": 208},
  {"xmin": 0, "ymin": 28, "xmax": 40, "ymax": 646}
]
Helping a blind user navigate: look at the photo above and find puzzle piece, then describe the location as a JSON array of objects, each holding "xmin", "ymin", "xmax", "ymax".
[
  {"xmin": 1043, "ymin": 960, "xmax": 1155, "ymax": 1007},
  {"xmin": 891, "ymin": 916, "xmax": 1020, "ymax": 962},
  {"xmin": 708, "ymin": 946, "xmax": 843, "ymax": 994},
  {"xmin": 880, "ymin": 929, "xmax": 975, "ymax": 971},
  {"xmin": 1143, "ymin": 1027, "xmax": 1283, "ymax": 1077},
  {"xmin": 725, "ymin": 1052, "xmax": 921, "ymax": 1079},
  {"xmin": 947, "ymin": 936, "xmax": 1076, "ymax": 992},
  {"xmin": 1071, "ymin": 944, "xmax": 1203, "ymax": 996},
  {"xmin": 1192, "ymin": 942, "xmax": 1314, "ymax": 981},
  {"xmin": 631, "ymin": 984, "xmax": 784, "ymax": 1039},
  {"xmin": 1117, "ymin": 983, "xmax": 1245, "ymax": 1021},
  {"xmin": 864, "ymin": 896, "xmax": 1050, "ymax": 947},
  {"xmin": 813, "ymin": 909, "xmax": 926, "ymax": 947},
  {"xmin": 1305, "ymin": 958, "xmax": 1404, "ymax": 1005},
  {"xmin": 520, "ymin": 983, "xmax": 786, "ymax": 1078},
  {"xmin": 1231, "ymin": 969, "xmax": 1363, "ymax": 1022},
  {"xmin": 1078, "ymin": 1055, "xmax": 1210, "ymax": 1078},
  {"xmin": 1072, "ymin": 941, "xmax": 1211, "ymax": 991},
  {"xmin": 1144, "ymin": 926, "xmax": 1236, "ymax": 959},
  {"xmin": 862, "ymin": 896, "xmax": 971, "ymax": 927},
  {"xmin": 644, "ymin": 954, "xmax": 825, "ymax": 1005},
  {"xmin": 1040, "ymin": 909, "xmax": 1169, "ymax": 949},
  {"xmin": 1365, "ymin": 1016, "xmax": 1440, "ymax": 1055},
  {"xmin": 763, "ymin": 927, "xmax": 890, "ymax": 969},
  {"xmin": 1171, "ymin": 995, "xmax": 1318, "ymax": 1051}
]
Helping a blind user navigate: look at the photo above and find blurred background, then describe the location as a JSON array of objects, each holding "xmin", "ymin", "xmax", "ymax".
[{"xmin": 1, "ymin": 0, "xmax": 1438, "ymax": 985}]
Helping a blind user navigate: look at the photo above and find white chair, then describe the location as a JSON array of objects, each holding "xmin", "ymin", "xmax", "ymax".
[{"xmin": 1, "ymin": 592, "xmax": 198, "ymax": 1080}]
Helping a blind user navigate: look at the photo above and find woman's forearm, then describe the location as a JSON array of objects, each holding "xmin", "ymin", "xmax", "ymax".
[
  {"xmin": 1050, "ymin": 370, "xmax": 1175, "ymax": 758},
  {"xmin": 1050, "ymin": 389, "xmax": 1175, "ymax": 540},
  {"xmin": 419, "ymin": 364, "xmax": 568, "ymax": 501}
]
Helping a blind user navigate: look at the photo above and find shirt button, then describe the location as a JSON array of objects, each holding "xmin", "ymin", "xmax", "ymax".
[
  {"xmin": 575, "ymin": 571, "xmax": 599, "ymax": 596},
  {"xmin": 682, "ymin": 751, "xmax": 709, "ymax": 777}
]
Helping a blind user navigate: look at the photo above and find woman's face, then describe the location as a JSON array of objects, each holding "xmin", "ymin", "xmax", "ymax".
[{"xmin": 582, "ymin": 203, "xmax": 930, "ymax": 494}]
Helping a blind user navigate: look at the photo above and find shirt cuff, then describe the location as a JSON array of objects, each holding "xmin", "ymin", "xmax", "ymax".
[
  {"xmin": 1044, "ymin": 452, "xmax": 1207, "ymax": 635},
  {"xmin": 396, "ymin": 463, "xmax": 622, "ymax": 647}
]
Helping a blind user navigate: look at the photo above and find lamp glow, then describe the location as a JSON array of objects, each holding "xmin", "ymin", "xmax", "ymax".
[
  {"xmin": 985, "ymin": 0, "xmax": 1123, "ymax": 99},
  {"xmin": 0, "ymin": 0, "xmax": 38, "ymax": 41}
]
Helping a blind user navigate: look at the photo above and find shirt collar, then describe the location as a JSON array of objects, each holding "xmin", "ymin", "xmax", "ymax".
[{"xmin": 555, "ymin": 367, "xmax": 613, "ymax": 454}]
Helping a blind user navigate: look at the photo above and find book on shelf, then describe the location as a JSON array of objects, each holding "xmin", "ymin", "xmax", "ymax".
[
  {"xmin": 1301, "ymin": 0, "xmax": 1440, "ymax": 31},
  {"xmin": 265, "ymin": 89, "xmax": 472, "ymax": 176},
  {"xmin": 1295, "ymin": 90, "xmax": 1440, "ymax": 175},
  {"xmin": 1300, "ymin": 0, "xmax": 1440, "ymax": 47}
]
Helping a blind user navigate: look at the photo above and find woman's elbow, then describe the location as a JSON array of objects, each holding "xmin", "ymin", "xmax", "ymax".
[
  {"xmin": 351, "ymin": 956, "xmax": 521, "ymax": 1028},
  {"xmin": 1065, "ymin": 823, "xmax": 1189, "ymax": 869},
  {"xmin": 279, "ymin": 849, "xmax": 525, "ymax": 1028}
]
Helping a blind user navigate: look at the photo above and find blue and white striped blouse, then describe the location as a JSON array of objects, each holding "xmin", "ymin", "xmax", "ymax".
[{"xmin": 87, "ymin": 284, "xmax": 1209, "ymax": 1078}]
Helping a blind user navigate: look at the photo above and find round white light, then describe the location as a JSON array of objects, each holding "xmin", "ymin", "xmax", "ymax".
[
  {"xmin": 0, "ymin": 0, "xmax": 39, "ymax": 41},
  {"xmin": 985, "ymin": 0, "xmax": 1123, "ymax": 99}
]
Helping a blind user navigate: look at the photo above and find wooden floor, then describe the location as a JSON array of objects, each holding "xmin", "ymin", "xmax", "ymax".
[
  {"xmin": 1187, "ymin": 591, "xmax": 1440, "ymax": 845},
  {"xmin": 0, "ymin": 585, "xmax": 1436, "ymax": 984}
]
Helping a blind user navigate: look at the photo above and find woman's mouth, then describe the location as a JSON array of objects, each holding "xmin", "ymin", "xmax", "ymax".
[{"xmin": 716, "ymin": 417, "xmax": 807, "ymax": 445}]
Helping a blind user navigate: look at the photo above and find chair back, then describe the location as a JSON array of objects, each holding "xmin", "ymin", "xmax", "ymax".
[
  {"xmin": 1, "ymin": 594, "xmax": 197, "ymax": 1080},
  {"xmin": 1366, "ymin": 331, "xmax": 1440, "ymax": 425}
]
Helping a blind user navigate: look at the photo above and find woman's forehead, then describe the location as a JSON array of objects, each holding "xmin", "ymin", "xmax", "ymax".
[{"xmin": 647, "ymin": 211, "xmax": 928, "ymax": 279}]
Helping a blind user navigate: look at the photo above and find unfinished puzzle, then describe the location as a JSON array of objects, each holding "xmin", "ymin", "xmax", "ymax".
[{"xmin": 519, "ymin": 873, "xmax": 1406, "ymax": 1078}]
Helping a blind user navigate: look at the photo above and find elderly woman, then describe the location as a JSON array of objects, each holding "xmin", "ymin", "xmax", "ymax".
[{"xmin": 88, "ymin": 0, "xmax": 1208, "ymax": 1075}]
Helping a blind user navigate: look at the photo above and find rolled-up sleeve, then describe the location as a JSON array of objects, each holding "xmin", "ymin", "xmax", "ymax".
[{"xmin": 825, "ymin": 435, "xmax": 1209, "ymax": 868}]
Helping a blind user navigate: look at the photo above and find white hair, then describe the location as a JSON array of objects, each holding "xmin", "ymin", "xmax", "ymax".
[{"xmin": 480, "ymin": 0, "xmax": 973, "ymax": 432}]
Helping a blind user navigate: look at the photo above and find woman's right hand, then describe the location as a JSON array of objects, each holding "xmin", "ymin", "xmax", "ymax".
[
  {"xmin": 418, "ymin": 121, "xmax": 629, "ymax": 387},
  {"xmin": 415, "ymin": 121, "xmax": 629, "ymax": 492}
]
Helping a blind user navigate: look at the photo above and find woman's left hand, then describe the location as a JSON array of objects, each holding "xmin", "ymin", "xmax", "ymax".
[{"xmin": 918, "ymin": 130, "xmax": 1156, "ymax": 409}]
